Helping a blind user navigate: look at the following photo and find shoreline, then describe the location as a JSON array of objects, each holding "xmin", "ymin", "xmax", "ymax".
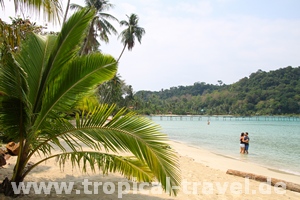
[
  {"xmin": 170, "ymin": 139, "xmax": 300, "ymax": 178},
  {"xmin": 148, "ymin": 114, "xmax": 300, "ymax": 118},
  {"xmin": 0, "ymin": 141, "xmax": 300, "ymax": 199},
  {"xmin": 168, "ymin": 140, "xmax": 300, "ymax": 184}
]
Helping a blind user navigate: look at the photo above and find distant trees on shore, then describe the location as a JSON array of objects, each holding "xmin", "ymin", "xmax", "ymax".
[{"xmin": 133, "ymin": 66, "xmax": 300, "ymax": 116}]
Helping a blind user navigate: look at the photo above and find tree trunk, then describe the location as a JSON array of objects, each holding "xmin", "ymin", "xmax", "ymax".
[
  {"xmin": 63, "ymin": 0, "xmax": 71, "ymax": 24},
  {"xmin": 0, "ymin": 161, "xmax": 27, "ymax": 197},
  {"xmin": 80, "ymin": 17, "xmax": 98, "ymax": 56},
  {"xmin": 0, "ymin": 177, "xmax": 24, "ymax": 197},
  {"xmin": 0, "ymin": 143, "xmax": 29, "ymax": 197},
  {"xmin": 117, "ymin": 44, "xmax": 127, "ymax": 62},
  {"xmin": 226, "ymin": 169, "xmax": 300, "ymax": 193}
]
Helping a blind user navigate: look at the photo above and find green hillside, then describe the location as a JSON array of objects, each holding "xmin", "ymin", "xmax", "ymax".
[{"xmin": 133, "ymin": 66, "xmax": 300, "ymax": 116}]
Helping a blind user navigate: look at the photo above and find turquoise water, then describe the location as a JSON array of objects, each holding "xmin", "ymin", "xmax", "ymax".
[{"xmin": 148, "ymin": 116, "xmax": 300, "ymax": 176}]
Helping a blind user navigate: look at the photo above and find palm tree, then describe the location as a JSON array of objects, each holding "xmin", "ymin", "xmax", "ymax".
[
  {"xmin": 98, "ymin": 73, "xmax": 123, "ymax": 106},
  {"xmin": 0, "ymin": 0, "xmax": 62, "ymax": 24},
  {"xmin": 0, "ymin": 17, "xmax": 44, "ymax": 53},
  {"xmin": 117, "ymin": 13, "xmax": 145, "ymax": 62},
  {"xmin": 0, "ymin": 8, "xmax": 180, "ymax": 197},
  {"xmin": 101, "ymin": 13, "xmax": 145, "ymax": 109},
  {"xmin": 70, "ymin": 0, "xmax": 118, "ymax": 54}
]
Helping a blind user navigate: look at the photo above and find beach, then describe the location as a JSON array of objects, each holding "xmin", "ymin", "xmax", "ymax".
[{"xmin": 0, "ymin": 141, "xmax": 300, "ymax": 199}]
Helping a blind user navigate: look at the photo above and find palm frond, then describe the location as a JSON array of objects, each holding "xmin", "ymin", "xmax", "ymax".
[
  {"xmin": 35, "ymin": 53, "xmax": 117, "ymax": 130},
  {"xmin": 27, "ymin": 9, "xmax": 94, "ymax": 125},
  {"xmin": 16, "ymin": 34, "xmax": 56, "ymax": 109},
  {"xmin": 96, "ymin": 17, "xmax": 118, "ymax": 35},
  {"xmin": 29, "ymin": 105, "xmax": 115, "ymax": 157},
  {"xmin": 119, "ymin": 13, "xmax": 145, "ymax": 51},
  {"xmin": 0, "ymin": 46, "xmax": 29, "ymax": 138},
  {"xmin": 29, "ymin": 104, "xmax": 181, "ymax": 195},
  {"xmin": 98, "ymin": 12, "xmax": 119, "ymax": 26},
  {"xmin": 0, "ymin": 6, "xmax": 179, "ymax": 198},
  {"xmin": 69, "ymin": 3, "xmax": 84, "ymax": 11},
  {"xmin": 10, "ymin": 0, "xmax": 63, "ymax": 25},
  {"xmin": 46, "ymin": 7, "xmax": 96, "ymax": 83},
  {"xmin": 24, "ymin": 152, "xmax": 154, "ymax": 182},
  {"xmin": 119, "ymin": 20, "xmax": 129, "ymax": 26},
  {"xmin": 75, "ymin": 108, "xmax": 181, "ymax": 195}
]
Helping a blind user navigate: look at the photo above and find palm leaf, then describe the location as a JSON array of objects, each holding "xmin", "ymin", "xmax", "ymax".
[
  {"xmin": 78, "ymin": 108, "xmax": 181, "ymax": 195},
  {"xmin": 16, "ymin": 34, "xmax": 56, "ymax": 110},
  {"xmin": 0, "ymin": 7, "xmax": 180, "ymax": 197},
  {"xmin": 70, "ymin": 3, "xmax": 84, "ymax": 10},
  {"xmin": 32, "ymin": 8, "xmax": 96, "ymax": 116},
  {"xmin": 36, "ymin": 53, "xmax": 117, "ymax": 130},
  {"xmin": 0, "ymin": 46, "xmax": 29, "ymax": 138},
  {"xmin": 9, "ymin": 0, "xmax": 63, "ymax": 25},
  {"xmin": 24, "ymin": 152, "xmax": 154, "ymax": 182},
  {"xmin": 29, "ymin": 104, "xmax": 181, "ymax": 195}
]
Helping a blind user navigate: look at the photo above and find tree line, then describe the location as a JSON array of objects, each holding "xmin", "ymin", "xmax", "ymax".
[{"xmin": 132, "ymin": 66, "xmax": 300, "ymax": 116}]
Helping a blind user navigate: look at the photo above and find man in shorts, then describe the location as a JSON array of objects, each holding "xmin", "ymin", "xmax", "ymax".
[{"xmin": 244, "ymin": 132, "xmax": 250, "ymax": 154}]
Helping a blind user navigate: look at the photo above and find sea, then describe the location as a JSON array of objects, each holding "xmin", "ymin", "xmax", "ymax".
[{"xmin": 147, "ymin": 115, "xmax": 300, "ymax": 176}]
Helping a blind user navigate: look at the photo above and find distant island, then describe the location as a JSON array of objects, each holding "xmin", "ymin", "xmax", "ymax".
[{"xmin": 133, "ymin": 66, "xmax": 300, "ymax": 116}]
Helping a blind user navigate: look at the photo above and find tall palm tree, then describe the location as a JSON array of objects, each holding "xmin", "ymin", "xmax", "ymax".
[
  {"xmin": 0, "ymin": 8, "xmax": 180, "ymax": 197},
  {"xmin": 70, "ymin": 0, "xmax": 118, "ymax": 54},
  {"xmin": 0, "ymin": 0, "xmax": 62, "ymax": 24},
  {"xmin": 117, "ymin": 13, "xmax": 145, "ymax": 62}
]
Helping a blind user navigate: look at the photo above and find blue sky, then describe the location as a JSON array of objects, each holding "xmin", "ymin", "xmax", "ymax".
[{"xmin": 1, "ymin": 0, "xmax": 300, "ymax": 91}]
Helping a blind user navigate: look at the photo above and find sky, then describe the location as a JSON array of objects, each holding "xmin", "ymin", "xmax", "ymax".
[{"xmin": 1, "ymin": 0, "xmax": 300, "ymax": 91}]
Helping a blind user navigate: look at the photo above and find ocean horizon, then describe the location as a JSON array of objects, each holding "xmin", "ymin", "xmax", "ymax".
[{"xmin": 147, "ymin": 115, "xmax": 300, "ymax": 176}]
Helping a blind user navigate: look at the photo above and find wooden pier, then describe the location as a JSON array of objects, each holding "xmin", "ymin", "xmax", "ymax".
[{"xmin": 148, "ymin": 115, "xmax": 300, "ymax": 122}]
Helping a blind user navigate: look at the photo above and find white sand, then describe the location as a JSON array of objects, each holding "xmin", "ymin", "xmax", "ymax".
[{"xmin": 0, "ymin": 141, "xmax": 300, "ymax": 199}]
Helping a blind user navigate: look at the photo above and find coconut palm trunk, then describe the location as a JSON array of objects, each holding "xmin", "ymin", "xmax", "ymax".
[
  {"xmin": 117, "ymin": 43, "xmax": 127, "ymax": 62},
  {"xmin": 63, "ymin": 0, "xmax": 71, "ymax": 24},
  {"xmin": 0, "ymin": 140, "xmax": 29, "ymax": 196}
]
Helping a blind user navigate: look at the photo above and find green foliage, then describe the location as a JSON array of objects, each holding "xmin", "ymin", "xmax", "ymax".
[
  {"xmin": 134, "ymin": 66, "xmax": 300, "ymax": 116},
  {"xmin": 0, "ymin": 0, "xmax": 63, "ymax": 24},
  {"xmin": 0, "ymin": 8, "xmax": 180, "ymax": 197},
  {"xmin": 98, "ymin": 74, "xmax": 135, "ymax": 112},
  {"xmin": 70, "ymin": 0, "xmax": 118, "ymax": 54},
  {"xmin": 117, "ymin": 13, "xmax": 145, "ymax": 61},
  {"xmin": 0, "ymin": 18, "xmax": 45, "ymax": 53}
]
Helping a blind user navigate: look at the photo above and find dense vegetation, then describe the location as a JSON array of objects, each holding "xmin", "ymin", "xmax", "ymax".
[
  {"xmin": 0, "ymin": 1, "xmax": 180, "ymax": 197},
  {"xmin": 133, "ymin": 66, "xmax": 300, "ymax": 116}
]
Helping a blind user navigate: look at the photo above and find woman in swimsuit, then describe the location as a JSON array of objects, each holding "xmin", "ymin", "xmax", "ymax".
[{"xmin": 240, "ymin": 132, "xmax": 245, "ymax": 154}]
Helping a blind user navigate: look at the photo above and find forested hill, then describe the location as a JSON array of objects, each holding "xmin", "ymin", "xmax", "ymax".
[{"xmin": 133, "ymin": 66, "xmax": 300, "ymax": 116}]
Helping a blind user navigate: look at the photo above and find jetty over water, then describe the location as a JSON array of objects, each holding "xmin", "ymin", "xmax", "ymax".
[{"xmin": 148, "ymin": 115, "xmax": 300, "ymax": 122}]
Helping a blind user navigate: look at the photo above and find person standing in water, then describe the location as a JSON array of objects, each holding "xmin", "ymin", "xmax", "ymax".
[
  {"xmin": 244, "ymin": 132, "xmax": 250, "ymax": 154},
  {"xmin": 240, "ymin": 132, "xmax": 245, "ymax": 154}
]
